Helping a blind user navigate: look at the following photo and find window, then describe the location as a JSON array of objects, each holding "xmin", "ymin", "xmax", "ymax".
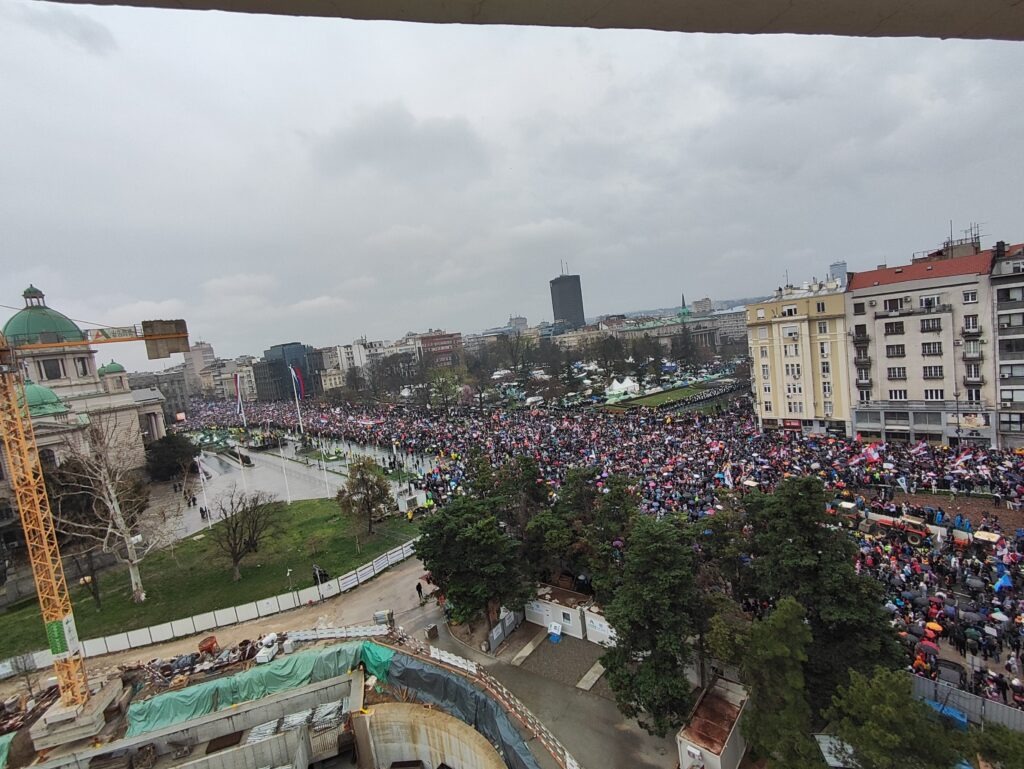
[
  {"xmin": 1001, "ymin": 364, "xmax": 1024, "ymax": 378},
  {"xmin": 998, "ymin": 287, "xmax": 1024, "ymax": 303},
  {"xmin": 784, "ymin": 363, "xmax": 802, "ymax": 378},
  {"xmin": 963, "ymin": 290, "xmax": 978, "ymax": 304},
  {"xmin": 887, "ymin": 367, "xmax": 907, "ymax": 380},
  {"xmin": 922, "ymin": 365, "xmax": 944, "ymax": 379},
  {"xmin": 786, "ymin": 382, "xmax": 803, "ymax": 395},
  {"xmin": 859, "ymin": 410, "xmax": 881, "ymax": 423},
  {"xmin": 854, "ymin": 323, "xmax": 868, "ymax": 338},
  {"xmin": 914, "ymin": 411, "xmax": 942, "ymax": 425},
  {"xmin": 921, "ymin": 318, "xmax": 941, "ymax": 332},
  {"xmin": 883, "ymin": 298, "xmax": 904, "ymax": 312},
  {"xmin": 885, "ymin": 344, "xmax": 906, "ymax": 358},
  {"xmin": 822, "ymin": 382, "xmax": 832, "ymax": 397},
  {"xmin": 884, "ymin": 321, "xmax": 905, "ymax": 335},
  {"xmin": 821, "ymin": 361, "xmax": 831, "ymax": 376},
  {"xmin": 38, "ymin": 359, "xmax": 64, "ymax": 381},
  {"xmin": 1000, "ymin": 413, "xmax": 1024, "ymax": 432},
  {"xmin": 921, "ymin": 342, "xmax": 942, "ymax": 356},
  {"xmin": 964, "ymin": 363, "xmax": 980, "ymax": 378},
  {"xmin": 885, "ymin": 411, "xmax": 910, "ymax": 424},
  {"xmin": 761, "ymin": 364, "xmax": 770, "ymax": 380},
  {"xmin": 786, "ymin": 402, "xmax": 804, "ymax": 414},
  {"xmin": 924, "ymin": 389, "xmax": 945, "ymax": 401},
  {"xmin": 783, "ymin": 343, "xmax": 800, "ymax": 357},
  {"xmin": 562, "ymin": 611, "xmax": 572, "ymax": 624},
  {"xmin": 782, "ymin": 304, "xmax": 798, "ymax": 317},
  {"xmin": 859, "ymin": 389, "xmax": 872, "ymax": 403},
  {"xmin": 965, "ymin": 388, "xmax": 981, "ymax": 404},
  {"xmin": 965, "ymin": 339, "xmax": 981, "ymax": 355},
  {"xmin": 782, "ymin": 324, "xmax": 799, "ymax": 337},
  {"xmin": 999, "ymin": 312, "xmax": 1024, "ymax": 329},
  {"xmin": 853, "ymin": 302, "xmax": 866, "ymax": 316},
  {"xmin": 817, "ymin": 320, "xmax": 828, "ymax": 334},
  {"xmin": 756, "ymin": 308, "xmax": 766, "ymax": 319},
  {"xmin": 758, "ymin": 326, "xmax": 769, "ymax": 339},
  {"xmin": 856, "ymin": 368, "xmax": 871, "ymax": 382},
  {"xmin": 38, "ymin": 448, "xmax": 57, "ymax": 467},
  {"xmin": 816, "ymin": 301, "xmax": 826, "ymax": 313},
  {"xmin": 964, "ymin": 314, "xmax": 979, "ymax": 331},
  {"xmin": 1013, "ymin": 260, "xmax": 1024, "ymax": 274},
  {"xmin": 888, "ymin": 389, "xmax": 908, "ymax": 401},
  {"xmin": 823, "ymin": 400, "xmax": 833, "ymax": 416},
  {"xmin": 763, "ymin": 400, "xmax": 773, "ymax": 413},
  {"xmin": 74, "ymin": 357, "xmax": 89, "ymax": 377},
  {"xmin": 760, "ymin": 346, "xmax": 768, "ymax": 359},
  {"xmin": 819, "ymin": 341, "xmax": 829, "ymax": 358},
  {"xmin": 919, "ymin": 294, "xmax": 941, "ymax": 308},
  {"xmin": 762, "ymin": 383, "xmax": 771, "ymax": 394}
]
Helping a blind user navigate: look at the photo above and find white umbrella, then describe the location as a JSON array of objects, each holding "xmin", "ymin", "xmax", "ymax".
[{"xmin": 991, "ymin": 611, "xmax": 1010, "ymax": 622}]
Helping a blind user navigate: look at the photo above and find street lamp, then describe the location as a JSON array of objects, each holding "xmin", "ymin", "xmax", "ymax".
[{"xmin": 952, "ymin": 336, "xmax": 964, "ymax": 447}]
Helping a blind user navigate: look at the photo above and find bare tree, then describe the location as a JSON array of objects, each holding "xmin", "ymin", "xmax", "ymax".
[
  {"xmin": 51, "ymin": 417, "xmax": 183, "ymax": 603},
  {"xmin": 209, "ymin": 485, "xmax": 280, "ymax": 581},
  {"xmin": 336, "ymin": 457, "xmax": 392, "ymax": 534}
]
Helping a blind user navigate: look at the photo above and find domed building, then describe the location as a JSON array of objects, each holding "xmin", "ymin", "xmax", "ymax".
[{"xmin": 0, "ymin": 287, "xmax": 167, "ymax": 546}]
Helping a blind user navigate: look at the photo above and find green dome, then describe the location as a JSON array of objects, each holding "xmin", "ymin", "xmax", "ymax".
[
  {"xmin": 98, "ymin": 360, "xmax": 126, "ymax": 376},
  {"xmin": 20, "ymin": 380, "xmax": 69, "ymax": 418},
  {"xmin": 2, "ymin": 287, "xmax": 84, "ymax": 346}
]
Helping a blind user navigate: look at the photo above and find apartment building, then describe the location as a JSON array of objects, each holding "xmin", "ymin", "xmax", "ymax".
[
  {"xmin": 990, "ymin": 241, "xmax": 1024, "ymax": 447},
  {"xmin": 747, "ymin": 278, "xmax": 851, "ymax": 436},
  {"xmin": 845, "ymin": 241, "xmax": 996, "ymax": 446}
]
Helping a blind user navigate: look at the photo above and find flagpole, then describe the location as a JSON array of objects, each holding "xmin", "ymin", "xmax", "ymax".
[
  {"xmin": 197, "ymin": 456, "xmax": 212, "ymax": 530},
  {"xmin": 291, "ymin": 366, "xmax": 304, "ymax": 435},
  {"xmin": 278, "ymin": 433, "xmax": 292, "ymax": 505},
  {"xmin": 319, "ymin": 433, "xmax": 331, "ymax": 498}
]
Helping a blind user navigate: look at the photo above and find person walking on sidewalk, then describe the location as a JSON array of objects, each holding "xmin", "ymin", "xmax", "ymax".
[{"xmin": 416, "ymin": 581, "xmax": 424, "ymax": 604}]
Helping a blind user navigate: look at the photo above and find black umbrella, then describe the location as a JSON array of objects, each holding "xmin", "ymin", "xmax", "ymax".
[
  {"xmin": 907, "ymin": 625, "xmax": 926, "ymax": 638},
  {"xmin": 912, "ymin": 596, "xmax": 930, "ymax": 608},
  {"xmin": 959, "ymin": 611, "xmax": 983, "ymax": 624}
]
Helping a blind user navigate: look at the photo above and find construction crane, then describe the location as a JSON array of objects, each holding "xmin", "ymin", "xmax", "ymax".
[{"xmin": 0, "ymin": 320, "xmax": 189, "ymax": 707}]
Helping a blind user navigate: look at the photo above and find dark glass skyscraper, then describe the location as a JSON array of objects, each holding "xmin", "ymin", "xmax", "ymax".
[{"xmin": 550, "ymin": 274, "xmax": 585, "ymax": 329}]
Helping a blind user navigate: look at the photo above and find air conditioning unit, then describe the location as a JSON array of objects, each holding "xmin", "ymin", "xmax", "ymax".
[
  {"xmin": 868, "ymin": 300, "xmax": 877, "ymax": 307},
  {"xmin": 1001, "ymin": 373, "xmax": 1010, "ymax": 379},
  {"xmin": 1002, "ymin": 402, "xmax": 1012, "ymax": 408},
  {"xmin": 905, "ymin": 296, "xmax": 913, "ymax": 302},
  {"xmin": 1000, "ymin": 323, "xmax": 1010, "ymax": 329}
]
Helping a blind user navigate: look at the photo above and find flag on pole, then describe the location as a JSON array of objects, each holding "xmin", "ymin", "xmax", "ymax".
[
  {"xmin": 234, "ymin": 372, "xmax": 248, "ymax": 428},
  {"xmin": 290, "ymin": 365, "xmax": 306, "ymax": 399}
]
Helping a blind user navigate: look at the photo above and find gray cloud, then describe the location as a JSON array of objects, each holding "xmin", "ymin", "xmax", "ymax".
[
  {"xmin": 3, "ymin": 2, "xmax": 117, "ymax": 55},
  {"xmin": 310, "ymin": 103, "xmax": 490, "ymax": 185}
]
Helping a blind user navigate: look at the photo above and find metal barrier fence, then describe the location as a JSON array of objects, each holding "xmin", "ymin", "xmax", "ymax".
[
  {"xmin": 911, "ymin": 674, "xmax": 1024, "ymax": 732},
  {"xmin": 487, "ymin": 609, "xmax": 525, "ymax": 652},
  {"xmin": 0, "ymin": 538, "xmax": 419, "ymax": 679}
]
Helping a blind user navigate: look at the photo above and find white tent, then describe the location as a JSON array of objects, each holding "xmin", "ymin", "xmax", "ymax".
[{"xmin": 619, "ymin": 376, "xmax": 640, "ymax": 394}]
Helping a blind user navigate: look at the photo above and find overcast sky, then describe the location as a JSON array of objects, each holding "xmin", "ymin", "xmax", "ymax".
[{"xmin": 2, "ymin": 1, "xmax": 1023, "ymax": 371}]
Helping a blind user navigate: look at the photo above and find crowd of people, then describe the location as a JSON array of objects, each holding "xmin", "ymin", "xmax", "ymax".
[
  {"xmin": 182, "ymin": 395, "xmax": 1024, "ymax": 702},
  {"xmin": 184, "ymin": 397, "xmax": 1024, "ymax": 519}
]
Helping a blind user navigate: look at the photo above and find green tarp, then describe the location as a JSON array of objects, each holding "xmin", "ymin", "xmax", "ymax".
[
  {"xmin": 0, "ymin": 731, "xmax": 15, "ymax": 769},
  {"xmin": 125, "ymin": 641, "xmax": 373, "ymax": 737}
]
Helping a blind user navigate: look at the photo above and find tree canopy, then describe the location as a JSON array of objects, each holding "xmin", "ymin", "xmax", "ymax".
[
  {"xmin": 414, "ymin": 497, "xmax": 531, "ymax": 628},
  {"xmin": 145, "ymin": 433, "xmax": 199, "ymax": 481},
  {"xmin": 602, "ymin": 515, "xmax": 699, "ymax": 737},
  {"xmin": 335, "ymin": 456, "xmax": 392, "ymax": 534}
]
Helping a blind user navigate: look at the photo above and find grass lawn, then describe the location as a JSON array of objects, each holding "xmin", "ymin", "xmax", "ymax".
[
  {"xmin": 616, "ymin": 385, "xmax": 702, "ymax": 409},
  {"xmin": 0, "ymin": 499, "xmax": 418, "ymax": 658}
]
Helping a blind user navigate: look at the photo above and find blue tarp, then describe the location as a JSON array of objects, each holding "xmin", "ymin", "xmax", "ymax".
[{"xmin": 925, "ymin": 699, "xmax": 969, "ymax": 732}]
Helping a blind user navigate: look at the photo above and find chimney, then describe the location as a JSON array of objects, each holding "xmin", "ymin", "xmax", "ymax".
[{"xmin": 995, "ymin": 240, "xmax": 1007, "ymax": 260}]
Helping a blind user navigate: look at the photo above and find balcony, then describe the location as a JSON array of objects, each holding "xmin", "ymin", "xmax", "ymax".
[
  {"xmin": 962, "ymin": 351, "xmax": 984, "ymax": 362},
  {"xmin": 999, "ymin": 350, "xmax": 1024, "ymax": 362},
  {"xmin": 855, "ymin": 377, "xmax": 873, "ymax": 387},
  {"xmin": 852, "ymin": 332, "xmax": 871, "ymax": 343},
  {"xmin": 874, "ymin": 303, "xmax": 952, "ymax": 319},
  {"xmin": 997, "ymin": 299, "xmax": 1024, "ymax": 311},
  {"xmin": 963, "ymin": 375, "xmax": 986, "ymax": 386},
  {"xmin": 961, "ymin": 326, "xmax": 982, "ymax": 338},
  {"xmin": 854, "ymin": 355, "xmax": 872, "ymax": 365}
]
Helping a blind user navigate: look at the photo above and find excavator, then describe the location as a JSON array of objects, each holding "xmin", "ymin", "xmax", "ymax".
[{"xmin": 0, "ymin": 319, "xmax": 188, "ymax": 708}]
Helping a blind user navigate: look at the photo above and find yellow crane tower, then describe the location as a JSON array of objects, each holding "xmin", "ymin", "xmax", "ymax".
[{"xmin": 0, "ymin": 319, "xmax": 189, "ymax": 707}]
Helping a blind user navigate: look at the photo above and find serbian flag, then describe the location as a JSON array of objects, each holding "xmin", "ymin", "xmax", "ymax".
[
  {"xmin": 910, "ymin": 440, "xmax": 928, "ymax": 457},
  {"xmin": 290, "ymin": 365, "xmax": 306, "ymax": 398},
  {"xmin": 233, "ymin": 373, "xmax": 247, "ymax": 427},
  {"xmin": 954, "ymin": 448, "xmax": 973, "ymax": 467}
]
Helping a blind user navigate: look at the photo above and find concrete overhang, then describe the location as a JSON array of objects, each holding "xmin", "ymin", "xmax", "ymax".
[{"xmin": 38, "ymin": 0, "xmax": 1024, "ymax": 42}]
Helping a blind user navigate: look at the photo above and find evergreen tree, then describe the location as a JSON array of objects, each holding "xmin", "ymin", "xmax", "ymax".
[
  {"xmin": 602, "ymin": 516, "xmax": 698, "ymax": 737},
  {"xmin": 741, "ymin": 597, "xmax": 822, "ymax": 768}
]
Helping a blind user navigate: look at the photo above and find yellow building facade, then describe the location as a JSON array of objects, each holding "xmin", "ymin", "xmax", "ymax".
[{"xmin": 747, "ymin": 279, "xmax": 851, "ymax": 436}]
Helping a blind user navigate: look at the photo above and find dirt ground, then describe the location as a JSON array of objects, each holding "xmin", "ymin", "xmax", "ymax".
[{"xmin": 894, "ymin": 491, "xmax": 1024, "ymax": 532}]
